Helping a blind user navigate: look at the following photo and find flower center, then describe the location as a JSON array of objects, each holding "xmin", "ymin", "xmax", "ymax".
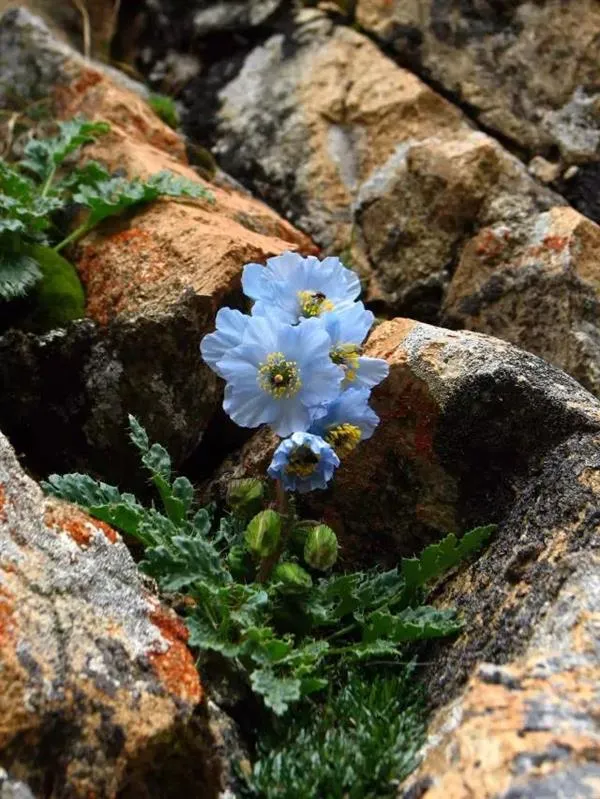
[
  {"xmin": 258, "ymin": 352, "xmax": 301, "ymax": 398},
  {"xmin": 325, "ymin": 423, "xmax": 362, "ymax": 457},
  {"xmin": 330, "ymin": 343, "xmax": 362, "ymax": 382},
  {"xmin": 298, "ymin": 290, "xmax": 335, "ymax": 318},
  {"xmin": 285, "ymin": 445, "xmax": 320, "ymax": 478}
]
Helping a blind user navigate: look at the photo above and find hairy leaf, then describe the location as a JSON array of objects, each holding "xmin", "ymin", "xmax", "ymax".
[
  {"xmin": 0, "ymin": 250, "xmax": 42, "ymax": 300},
  {"xmin": 21, "ymin": 118, "xmax": 110, "ymax": 181}
]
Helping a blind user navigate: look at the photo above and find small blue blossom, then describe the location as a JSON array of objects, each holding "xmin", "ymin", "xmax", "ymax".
[
  {"xmin": 268, "ymin": 432, "xmax": 340, "ymax": 493},
  {"xmin": 216, "ymin": 316, "xmax": 344, "ymax": 437},
  {"xmin": 310, "ymin": 388, "xmax": 379, "ymax": 457},
  {"xmin": 242, "ymin": 252, "xmax": 361, "ymax": 324},
  {"xmin": 322, "ymin": 303, "xmax": 389, "ymax": 390},
  {"xmin": 200, "ymin": 308, "xmax": 248, "ymax": 378}
]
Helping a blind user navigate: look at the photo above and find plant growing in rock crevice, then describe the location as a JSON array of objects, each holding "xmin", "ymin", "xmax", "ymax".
[
  {"xmin": 46, "ymin": 253, "xmax": 494, "ymax": 716},
  {"xmin": 0, "ymin": 116, "xmax": 213, "ymax": 328}
]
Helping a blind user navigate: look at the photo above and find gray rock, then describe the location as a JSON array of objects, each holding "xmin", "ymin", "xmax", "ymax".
[{"xmin": 0, "ymin": 427, "xmax": 222, "ymax": 797}]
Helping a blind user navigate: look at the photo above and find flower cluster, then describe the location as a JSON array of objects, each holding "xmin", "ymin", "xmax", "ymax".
[{"xmin": 200, "ymin": 252, "xmax": 388, "ymax": 493}]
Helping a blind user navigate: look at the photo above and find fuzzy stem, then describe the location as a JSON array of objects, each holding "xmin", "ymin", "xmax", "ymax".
[
  {"xmin": 40, "ymin": 165, "xmax": 56, "ymax": 198},
  {"xmin": 257, "ymin": 480, "xmax": 290, "ymax": 583},
  {"xmin": 53, "ymin": 221, "xmax": 92, "ymax": 253}
]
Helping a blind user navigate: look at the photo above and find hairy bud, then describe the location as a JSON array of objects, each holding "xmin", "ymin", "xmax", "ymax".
[
  {"xmin": 304, "ymin": 524, "xmax": 338, "ymax": 571},
  {"xmin": 245, "ymin": 509, "xmax": 281, "ymax": 557},
  {"xmin": 227, "ymin": 478, "xmax": 264, "ymax": 513},
  {"xmin": 273, "ymin": 562, "xmax": 313, "ymax": 594}
]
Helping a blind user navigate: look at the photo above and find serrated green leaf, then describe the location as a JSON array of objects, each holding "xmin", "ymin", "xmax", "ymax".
[
  {"xmin": 186, "ymin": 616, "xmax": 242, "ymax": 658},
  {"xmin": 401, "ymin": 525, "xmax": 496, "ymax": 589},
  {"xmin": 21, "ymin": 118, "xmax": 110, "ymax": 181},
  {"xmin": 0, "ymin": 250, "xmax": 42, "ymax": 300},
  {"xmin": 362, "ymin": 606, "xmax": 462, "ymax": 644},
  {"xmin": 128, "ymin": 415, "xmax": 150, "ymax": 453},
  {"xmin": 146, "ymin": 169, "xmax": 213, "ymax": 202},
  {"xmin": 56, "ymin": 160, "xmax": 111, "ymax": 190},
  {"xmin": 172, "ymin": 476, "xmax": 194, "ymax": 513},
  {"xmin": 250, "ymin": 669, "xmax": 302, "ymax": 716}
]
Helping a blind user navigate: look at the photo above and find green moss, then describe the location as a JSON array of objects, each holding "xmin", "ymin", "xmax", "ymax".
[
  {"xmin": 244, "ymin": 665, "xmax": 427, "ymax": 799},
  {"xmin": 148, "ymin": 93, "xmax": 180, "ymax": 129},
  {"xmin": 26, "ymin": 243, "xmax": 85, "ymax": 329}
]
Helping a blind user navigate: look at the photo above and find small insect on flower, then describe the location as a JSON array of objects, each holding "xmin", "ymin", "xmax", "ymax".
[
  {"xmin": 310, "ymin": 388, "xmax": 380, "ymax": 457},
  {"xmin": 322, "ymin": 303, "xmax": 389, "ymax": 390},
  {"xmin": 215, "ymin": 316, "xmax": 344, "ymax": 437},
  {"xmin": 242, "ymin": 251, "xmax": 361, "ymax": 324},
  {"xmin": 268, "ymin": 432, "xmax": 340, "ymax": 493},
  {"xmin": 200, "ymin": 307, "xmax": 248, "ymax": 377}
]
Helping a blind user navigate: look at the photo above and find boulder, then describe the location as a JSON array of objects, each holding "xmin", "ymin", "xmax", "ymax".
[
  {"xmin": 0, "ymin": 427, "xmax": 224, "ymax": 797},
  {"xmin": 356, "ymin": 0, "xmax": 600, "ymax": 167},
  {"xmin": 207, "ymin": 11, "xmax": 562, "ymax": 319},
  {"xmin": 209, "ymin": 318, "xmax": 600, "ymax": 795},
  {"xmin": 0, "ymin": 8, "xmax": 312, "ymax": 482},
  {"xmin": 443, "ymin": 206, "xmax": 600, "ymax": 397},
  {"xmin": 214, "ymin": 319, "xmax": 600, "ymax": 565}
]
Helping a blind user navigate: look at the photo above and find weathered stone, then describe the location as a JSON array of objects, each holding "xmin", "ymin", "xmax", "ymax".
[
  {"xmin": 214, "ymin": 319, "xmax": 600, "ymax": 566},
  {"xmin": 356, "ymin": 0, "xmax": 600, "ymax": 165},
  {"xmin": 0, "ymin": 428, "xmax": 224, "ymax": 797},
  {"xmin": 208, "ymin": 13, "xmax": 561, "ymax": 317},
  {"xmin": 0, "ymin": 7, "xmax": 312, "ymax": 481},
  {"xmin": 443, "ymin": 206, "xmax": 600, "ymax": 397},
  {"xmin": 401, "ymin": 547, "xmax": 600, "ymax": 798},
  {"xmin": 0, "ymin": 0, "xmax": 118, "ymax": 57}
]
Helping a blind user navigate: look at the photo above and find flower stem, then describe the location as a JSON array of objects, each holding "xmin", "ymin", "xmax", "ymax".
[
  {"xmin": 40, "ymin": 165, "xmax": 56, "ymax": 198},
  {"xmin": 53, "ymin": 222, "xmax": 92, "ymax": 253},
  {"xmin": 257, "ymin": 480, "xmax": 290, "ymax": 583}
]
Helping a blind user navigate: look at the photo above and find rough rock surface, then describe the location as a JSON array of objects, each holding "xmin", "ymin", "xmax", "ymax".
[
  {"xmin": 215, "ymin": 319, "xmax": 600, "ymax": 565},
  {"xmin": 208, "ymin": 11, "xmax": 563, "ymax": 319},
  {"xmin": 0, "ymin": 7, "xmax": 312, "ymax": 482},
  {"xmin": 0, "ymin": 428, "xmax": 223, "ymax": 798},
  {"xmin": 402, "ymin": 547, "xmax": 600, "ymax": 798},
  {"xmin": 443, "ymin": 206, "xmax": 600, "ymax": 397},
  {"xmin": 356, "ymin": 0, "xmax": 600, "ymax": 167},
  {"xmin": 211, "ymin": 318, "xmax": 600, "ymax": 794}
]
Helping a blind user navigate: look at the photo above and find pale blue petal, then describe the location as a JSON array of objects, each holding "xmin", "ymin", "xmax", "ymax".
[
  {"xmin": 269, "ymin": 400, "xmax": 312, "ymax": 437},
  {"xmin": 200, "ymin": 308, "xmax": 248, "ymax": 377},
  {"xmin": 242, "ymin": 263, "xmax": 271, "ymax": 301},
  {"xmin": 353, "ymin": 357, "xmax": 390, "ymax": 390},
  {"xmin": 223, "ymin": 384, "xmax": 276, "ymax": 429}
]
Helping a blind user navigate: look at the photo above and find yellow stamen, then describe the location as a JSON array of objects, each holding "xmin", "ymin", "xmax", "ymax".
[
  {"xmin": 325, "ymin": 423, "xmax": 362, "ymax": 457},
  {"xmin": 258, "ymin": 352, "xmax": 301, "ymax": 398},
  {"xmin": 330, "ymin": 343, "xmax": 362, "ymax": 383},
  {"xmin": 285, "ymin": 445, "xmax": 319, "ymax": 478},
  {"xmin": 298, "ymin": 290, "xmax": 335, "ymax": 318}
]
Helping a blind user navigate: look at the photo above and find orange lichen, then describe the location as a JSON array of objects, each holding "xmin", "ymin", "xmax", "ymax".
[
  {"xmin": 44, "ymin": 501, "xmax": 117, "ymax": 547},
  {"xmin": 53, "ymin": 67, "xmax": 104, "ymax": 117},
  {"xmin": 148, "ymin": 607, "xmax": 202, "ymax": 705},
  {"xmin": 475, "ymin": 229, "xmax": 506, "ymax": 259},
  {"xmin": 0, "ymin": 586, "xmax": 15, "ymax": 647},
  {"xmin": 543, "ymin": 235, "xmax": 569, "ymax": 252},
  {"xmin": 0, "ymin": 484, "xmax": 6, "ymax": 522}
]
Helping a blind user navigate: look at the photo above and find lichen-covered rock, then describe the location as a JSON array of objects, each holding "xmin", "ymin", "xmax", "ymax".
[
  {"xmin": 401, "ymin": 538, "xmax": 600, "ymax": 797},
  {"xmin": 356, "ymin": 0, "xmax": 600, "ymax": 166},
  {"xmin": 0, "ymin": 428, "xmax": 223, "ymax": 797},
  {"xmin": 214, "ymin": 319, "xmax": 600, "ymax": 565},
  {"xmin": 0, "ymin": 7, "xmax": 312, "ymax": 481},
  {"xmin": 207, "ymin": 11, "xmax": 561, "ymax": 317},
  {"xmin": 443, "ymin": 206, "xmax": 600, "ymax": 397}
]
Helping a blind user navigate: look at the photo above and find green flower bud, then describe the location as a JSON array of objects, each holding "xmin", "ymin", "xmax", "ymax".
[
  {"xmin": 245, "ymin": 509, "xmax": 281, "ymax": 558},
  {"xmin": 272, "ymin": 562, "xmax": 313, "ymax": 594},
  {"xmin": 227, "ymin": 478, "xmax": 264, "ymax": 513},
  {"xmin": 227, "ymin": 544, "xmax": 252, "ymax": 579},
  {"xmin": 290, "ymin": 519, "xmax": 321, "ymax": 549},
  {"xmin": 304, "ymin": 524, "xmax": 338, "ymax": 571}
]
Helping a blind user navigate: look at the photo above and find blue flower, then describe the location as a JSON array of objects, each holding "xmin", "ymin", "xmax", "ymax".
[
  {"xmin": 216, "ymin": 316, "xmax": 344, "ymax": 437},
  {"xmin": 322, "ymin": 303, "xmax": 389, "ymax": 390},
  {"xmin": 268, "ymin": 432, "xmax": 340, "ymax": 493},
  {"xmin": 242, "ymin": 252, "xmax": 361, "ymax": 324},
  {"xmin": 200, "ymin": 308, "xmax": 248, "ymax": 378},
  {"xmin": 310, "ymin": 388, "xmax": 379, "ymax": 457}
]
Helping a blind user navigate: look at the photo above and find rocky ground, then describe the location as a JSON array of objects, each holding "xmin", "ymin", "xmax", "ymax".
[{"xmin": 0, "ymin": 1, "xmax": 599, "ymax": 797}]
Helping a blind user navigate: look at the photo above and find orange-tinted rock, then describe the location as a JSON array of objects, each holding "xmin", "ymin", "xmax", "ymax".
[
  {"xmin": 0, "ymin": 427, "xmax": 224, "ymax": 797},
  {"xmin": 443, "ymin": 206, "xmax": 600, "ymax": 397},
  {"xmin": 0, "ymin": 7, "xmax": 312, "ymax": 482},
  {"xmin": 210, "ymin": 10, "xmax": 560, "ymax": 317},
  {"xmin": 356, "ymin": 0, "xmax": 600, "ymax": 166}
]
